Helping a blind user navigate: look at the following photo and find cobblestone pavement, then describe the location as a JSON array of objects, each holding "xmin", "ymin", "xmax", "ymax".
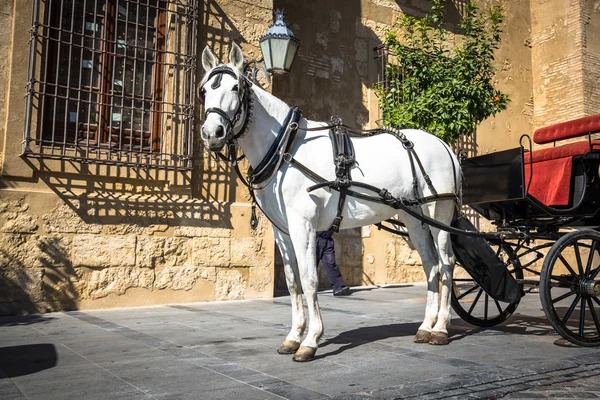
[{"xmin": 1, "ymin": 283, "xmax": 599, "ymax": 399}]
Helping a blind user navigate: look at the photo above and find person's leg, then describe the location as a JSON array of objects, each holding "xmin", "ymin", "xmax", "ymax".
[{"xmin": 319, "ymin": 237, "xmax": 345, "ymax": 290}]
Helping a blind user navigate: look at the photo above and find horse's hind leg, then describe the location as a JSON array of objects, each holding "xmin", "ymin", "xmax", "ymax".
[
  {"xmin": 403, "ymin": 216, "xmax": 440, "ymax": 343},
  {"xmin": 273, "ymin": 228, "xmax": 306, "ymax": 355},
  {"xmin": 426, "ymin": 199, "xmax": 456, "ymax": 345}
]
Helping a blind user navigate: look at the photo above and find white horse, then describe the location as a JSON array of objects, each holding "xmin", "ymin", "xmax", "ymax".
[{"xmin": 200, "ymin": 43, "xmax": 461, "ymax": 362}]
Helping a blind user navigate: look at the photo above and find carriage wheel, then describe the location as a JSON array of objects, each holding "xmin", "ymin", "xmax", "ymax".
[
  {"xmin": 540, "ymin": 229, "xmax": 600, "ymax": 347},
  {"xmin": 451, "ymin": 243, "xmax": 523, "ymax": 327}
]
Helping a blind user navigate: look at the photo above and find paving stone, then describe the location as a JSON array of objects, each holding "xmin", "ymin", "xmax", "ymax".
[{"xmin": 2, "ymin": 284, "xmax": 600, "ymax": 399}]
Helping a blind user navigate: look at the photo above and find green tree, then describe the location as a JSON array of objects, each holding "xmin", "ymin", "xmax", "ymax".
[{"xmin": 377, "ymin": 0, "xmax": 509, "ymax": 144}]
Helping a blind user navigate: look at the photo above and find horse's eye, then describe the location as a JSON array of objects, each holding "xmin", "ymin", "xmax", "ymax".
[{"xmin": 232, "ymin": 84, "xmax": 239, "ymax": 92}]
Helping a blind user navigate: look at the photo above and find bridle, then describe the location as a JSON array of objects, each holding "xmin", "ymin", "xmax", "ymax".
[{"xmin": 199, "ymin": 65, "xmax": 253, "ymax": 143}]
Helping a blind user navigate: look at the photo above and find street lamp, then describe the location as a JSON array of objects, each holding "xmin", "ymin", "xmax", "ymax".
[{"xmin": 259, "ymin": 9, "xmax": 300, "ymax": 74}]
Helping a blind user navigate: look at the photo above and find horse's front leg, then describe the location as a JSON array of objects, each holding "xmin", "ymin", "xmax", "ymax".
[
  {"xmin": 288, "ymin": 217, "xmax": 322, "ymax": 362},
  {"xmin": 273, "ymin": 228, "xmax": 306, "ymax": 354}
]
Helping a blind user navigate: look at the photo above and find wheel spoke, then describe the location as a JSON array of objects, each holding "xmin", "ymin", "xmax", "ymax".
[
  {"xmin": 457, "ymin": 285, "xmax": 478, "ymax": 300},
  {"xmin": 574, "ymin": 243, "xmax": 585, "ymax": 277},
  {"xmin": 579, "ymin": 297, "xmax": 586, "ymax": 337},
  {"xmin": 562, "ymin": 294, "xmax": 582, "ymax": 325},
  {"xmin": 587, "ymin": 298, "xmax": 600, "ymax": 337},
  {"xmin": 558, "ymin": 254, "xmax": 579, "ymax": 279},
  {"xmin": 550, "ymin": 275, "xmax": 574, "ymax": 286},
  {"xmin": 552, "ymin": 289, "xmax": 577, "ymax": 304},
  {"xmin": 468, "ymin": 289, "xmax": 483, "ymax": 314},
  {"xmin": 591, "ymin": 267, "xmax": 600, "ymax": 280},
  {"xmin": 484, "ymin": 294, "xmax": 489, "ymax": 320},
  {"xmin": 494, "ymin": 299, "xmax": 503, "ymax": 314},
  {"xmin": 593, "ymin": 296, "xmax": 600, "ymax": 307},
  {"xmin": 585, "ymin": 240, "xmax": 597, "ymax": 276}
]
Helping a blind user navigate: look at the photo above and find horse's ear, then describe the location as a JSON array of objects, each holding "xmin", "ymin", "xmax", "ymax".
[
  {"xmin": 202, "ymin": 46, "xmax": 217, "ymax": 72},
  {"xmin": 229, "ymin": 42, "xmax": 244, "ymax": 72}
]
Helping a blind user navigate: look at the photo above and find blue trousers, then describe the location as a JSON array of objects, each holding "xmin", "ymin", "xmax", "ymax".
[{"xmin": 316, "ymin": 234, "xmax": 345, "ymax": 290}]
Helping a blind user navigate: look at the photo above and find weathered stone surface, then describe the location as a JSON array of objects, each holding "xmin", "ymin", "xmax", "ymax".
[
  {"xmin": 216, "ymin": 269, "xmax": 245, "ymax": 300},
  {"xmin": 104, "ymin": 222, "xmax": 168, "ymax": 236},
  {"xmin": 154, "ymin": 266, "xmax": 201, "ymax": 291},
  {"xmin": 0, "ymin": 234, "xmax": 72, "ymax": 269},
  {"xmin": 1, "ymin": 213, "xmax": 38, "ymax": 233},
  {"xmin": 385, "ymin": 239, "xmax": 425, "ymax": 283},
  {"xmin": 72, "ymin": 235, "xmax": 136, "ymax": 268},
  {"xmin": 231, "ymin": 237, "xmax": 269, "ymax": 267},
  {"xmin": 174, "ymin": 226, "xmax": 231, "ymax": 238},
  {"xmin": 192, "ymin": 237, "xmax": 230, "ymax": 267},
  {"xmin": 0, "ymin": 268, "xmax": 44, "ymax": 302},
  {"xmin": 199, "ymin": 266, "xmax": 217, "ymax": 283},
  {"xmin": 341, "ymin": 239, "xmax": 363, "ymax": 268},
  {"xmin": 137, "ymin": 237, "xmax": 190, "ymax": 268},
  {"xmin": 0, "ymin": 198, "xmax": 38, "ymax": 233},
  {"xmin": 249, "ymin": 267, "xmax": 272, "ymax": 292},
  {"xmin": 43, "ymin": 203, "xmax": 102, "ymax": 234},
  {"xmin": 74, "ymin": 267, "xmax": 154, "ymax": 299}
]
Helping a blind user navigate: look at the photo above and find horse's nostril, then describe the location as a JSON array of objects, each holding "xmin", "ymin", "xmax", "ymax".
[{"xmin": 215, "ymin": 125, "xmax": 225, "ymax": 138}]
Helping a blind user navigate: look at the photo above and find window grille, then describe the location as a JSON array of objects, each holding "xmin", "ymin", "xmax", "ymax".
[{"xmin": 24, "ymin": 0, "xmax": 198, "ymax": 170}]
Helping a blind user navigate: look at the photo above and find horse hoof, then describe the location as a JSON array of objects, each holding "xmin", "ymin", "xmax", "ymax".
[
  {"xmin": 292, "ymin": 346, "xmax": 317, "ymax": 362},
  {"xmin": 413, "ymin": 330, "xmax": 432, "ymax": 343},
  {"xmin": 277, "ymin": 340, "xmax": 300, "ymax": 354},
  {"xmin": 429, "ymin": 332, "xmax": 449, "ymax": 345}
]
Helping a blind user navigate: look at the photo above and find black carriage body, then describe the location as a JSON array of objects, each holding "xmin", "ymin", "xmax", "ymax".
[{"xmin": 461, "ymin": 147, "xmax": 600, "ymax": 227}]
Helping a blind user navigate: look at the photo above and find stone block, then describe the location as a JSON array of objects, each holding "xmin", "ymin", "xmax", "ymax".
[
  {"xmin": 216, "ymin": 269, "xmax": 246, "ymax": 300},
  {"xmin": 137, "ymin": 236, "xmax": 191, "ymax": 268},
  {"xmin": 43, "ymin": 203, "xmax": 102, "ymax": 234},
  {"xmin": 248, "ymin": 267, "xmax": 272, "ymax": 292},
  {"xmin": 341, "ymin": 239, "xmax": 363, "ymax": 268},
  {"xmin": 1, "ymin": 213, "xmax": 38, "ymax": 233},
  {"xmin": 74, "ymin": 267, "xmax": 154, "ymax": 299},
  {"xmin": 192, "ymin": 237, "xmax": 230, "ymax": 267},
  {"xmin": 104, "ymin": 221, "xmax": 168, "ymax": 236},
  {"xmin": 385, "ymin": 238, "xmax": 421, "ymax": 268},
  {"xmin": 72, "ymin": 235, "xmax": 136, "ymax": 268},
  {"xmin": 0, "ymin": 234, "xmax": 72, "ymax": 269},
  {"xmin": 0, "ymin": 268, "xmax": 44, "ymax": 302},
  {"xmin": 154, "ymin": 266, "xmax": 201, "ymax": 291},
  {"xmin": 231, "ymin": 237, "xmax": 269, "ymax": 267},
  {"xmin": 174, "ymin": 226, "xmax": 231, "ymax": 238}
]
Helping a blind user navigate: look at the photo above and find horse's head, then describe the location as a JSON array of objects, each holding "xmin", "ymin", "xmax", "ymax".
[{"xmin": 199, "ymin": 43, "xmax": 247, "ymax": 152}]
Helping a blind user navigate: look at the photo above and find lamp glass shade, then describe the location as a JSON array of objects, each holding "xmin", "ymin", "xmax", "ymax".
[
  {"xmin": 269, "ymin": 38, "xmax": 289, "ymax": 72},
  {"xmin": 260, "ymin": 39, "xmax": 272, "ymax": 71},
  {"xmin": 284, "ymin": 40, "xmax": 299, "ymax": 71}
]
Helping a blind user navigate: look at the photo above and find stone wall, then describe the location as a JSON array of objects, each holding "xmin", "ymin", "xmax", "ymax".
[
  {"xmin": 0, "ymin": 0, "xmax": 276, "ymax": 314},
  {"xmin": 1, "ymin": 0, "xmax": 600, "ymax": 313}
]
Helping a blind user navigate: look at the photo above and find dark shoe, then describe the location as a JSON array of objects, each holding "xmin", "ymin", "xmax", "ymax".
[{"xmin": 333, "ymin": 286, "xmax": 351, "ymax": 296}]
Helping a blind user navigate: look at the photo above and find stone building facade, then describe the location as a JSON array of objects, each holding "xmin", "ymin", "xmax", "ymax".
[{"xmin": 0, "ymin": 0, "xmax": 598, "ymax": 314}]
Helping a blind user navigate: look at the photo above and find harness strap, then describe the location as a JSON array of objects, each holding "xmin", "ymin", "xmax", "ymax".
[
  {"xmin": 247, "ymin": 107, "xmax": 302, "ymax": 188},
  {"xmin": 327, "ymin": 122, "xmax": 356, "ymax": 233}
]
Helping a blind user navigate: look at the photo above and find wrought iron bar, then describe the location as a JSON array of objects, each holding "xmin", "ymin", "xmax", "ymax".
[{"xmin": 24, "ymin": 0, "xmax": 198, "ymax": 171}]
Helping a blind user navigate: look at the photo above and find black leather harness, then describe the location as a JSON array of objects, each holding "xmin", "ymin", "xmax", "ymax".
[{"xmin": 200, "ymin": 66, "xmax": 459, "ymax": 235}]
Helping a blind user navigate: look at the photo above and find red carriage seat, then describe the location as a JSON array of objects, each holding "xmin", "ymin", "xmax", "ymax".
[{"xmin": 523, "ymin": 114, "xmax": 600, "ymax": 206}]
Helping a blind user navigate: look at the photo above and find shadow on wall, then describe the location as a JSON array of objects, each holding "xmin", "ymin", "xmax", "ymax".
[
  {"xmin": 271, "ymin": 0, "xmax": 381, "ymax": 290},
  {"xmin": 15, "ymin": 0, "xmax": 261, "ymax": 232},
  {"xmin": 0, "ymin": 235, "xmax": 78, "ymax": 315}
]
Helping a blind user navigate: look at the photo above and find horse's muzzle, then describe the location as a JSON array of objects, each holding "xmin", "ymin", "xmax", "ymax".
[{"xmin": 207, "ymin": 141, "xmax": 226, "ymax": 152}]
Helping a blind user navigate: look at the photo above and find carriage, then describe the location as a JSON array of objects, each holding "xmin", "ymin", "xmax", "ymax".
[
  {"xmin": 443, "ymin": 114, "xmax": 600, "ymax": 347},
  {"xmin": 200, "ymin": 44, "xmax": 600, "ymax": 360}
]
